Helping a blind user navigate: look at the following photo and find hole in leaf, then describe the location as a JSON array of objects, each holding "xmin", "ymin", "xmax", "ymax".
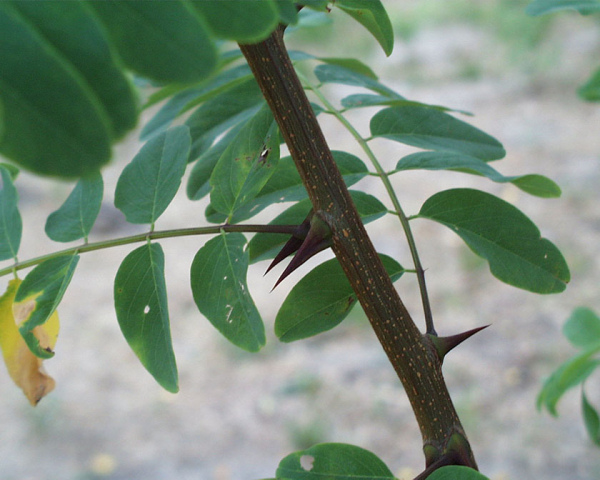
[{"xmin": 300, "ymin": 455, "xmax": 314, "ymax": 471}]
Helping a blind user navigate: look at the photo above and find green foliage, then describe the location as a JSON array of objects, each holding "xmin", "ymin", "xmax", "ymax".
[
  {"xmin": 275, "ymin": 255, "xmax": 403, "ymax": 342},
  {"xmin": 190, "ymin": 232, "xmax": 265, "ymax": 352},
  {"xmin": 526, "ymin": 0, "xmax": 600, "ymax": 15},
  {"xmin": 418, "ymin": 189, "xmax": 570, "ymax": 293},
  {"xmin": 0, "ymin": 165, "xmax": 21, "ymax": 260},
  {"xmin": 14, "ymin": 254, "xmax": 79, "ymax": 358},
  {"xmin": 578, "ymin": 67, "xmax": 600, "ymax": 102},
  {"xmin": 427, "ymin": 466, "xmax": 490, "ymax": 480},
  {"xmin": 45, "ymin": 173, "xmax": 103, "ymax": 243},
  {"xmin": 275, "ymin": 443, "xmax": 395, "ymax": 479},
  {"xmin": 539, "ymin": 308, "xmax": 600, "ymax": 447},
  {"xmin": 115, "ymin": 126, "xmax": 191, "ymax": 225},
  {"xmin": 114, "ymin": 243, "xmax": 178, "ymax": 393}
]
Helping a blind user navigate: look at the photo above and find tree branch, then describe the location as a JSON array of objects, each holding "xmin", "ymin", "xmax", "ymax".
[{"xmin": 239, "ymin": 27, "xmax": 477, "ymax": 472}]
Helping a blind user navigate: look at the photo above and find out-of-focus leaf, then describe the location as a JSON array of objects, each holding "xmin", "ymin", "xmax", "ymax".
[
  {"xmin": 115, "ymin": 125, "xmax": 191, "ymax": 224},
  {"xmin": 526, "ymin": 0, "xmax": 600, "ymax": 15},
  {"xmin": 208, "ymin": 151, "xmax": 368, "ymax": 224},
  {"xmin": 248, "ymin": 191, "xmax": 387, "ymax": 264},
  {"xmin": 563, "ymin": 307, "xmax": 600, "ymax": 349},
  {"xmin": 418, "ymin": 189, "xmax": 570, "ymax": 293},
  {"xmin": 275, "ymin": 255, "xmax": 403, "ymax": 342},
  {"xmin": 582, "ymin": 389, "xmax": 600, "ymax": 446},
  {"xmin": 276, "ymin": 0, "xmax": 299, "ymax": 24},
  {"xmin": 276, "ymin": 443, "xmax": 395, "ymax": 479},
  {"xmin": 578, "ymin": 67, "xmax": 600, "ymax": 102},
  {"xmin": 0, "ymin": 4, "xmax": 113, "ymax": 177},
  {"xmin": 9, "ymin": 1, "xmax": 138, "ymax": 140},
  {"xmin": 0, "ymin": 279, "xmax": 59, "ymax": 405},
  {"xmin": 89, "ymin": 0, "xmax": 218, "ymax": 83},
  {"xmin": 290, "ymin": 51, "xmax": 378, "ymax": 79},
  {"xmin": 185, "ymin": 79, "xmax": 264, "ymax": 161},
  {"xmin": 334, "ymin": 0, "xmax": 394, "ymax": 56},
  {"xmin": 0, "ymin": 165, "xmax": 22, "ymax": 261},
  {"xmin": 395, "ymin": 152, "xmax": 561, "ymax": 198},
  {"xmin": 190, "ymin": 232, "xmax": 265, "ymax": 352},
  {"xmin": 191, "ymin": 0, "xmax": 280, "ymax": 43},
  {"xmin": 314, "ymin": 64, "xmax": 401, "ymax": 98},
  {"xmin": 427, "ymin": 466, "xmax": 491, "ymax": 480},
  {"xmin": 210, "ymin": 104, "xmax": 280, "ymax": 219},
  {"xmin": 0, "ymin": 162, "xmax": 18, "ymax": 180},
  {"xmin": 537, "ymin": 347, "xmax": 600, "ymax": 416},
  {"xmin": 371, "ymin": 106, "xmax": 506, "ymax": 161},
  {"xmin": 187, "ymin": 121, "xmax": 249, "ymax": 201},
  {"xmin": 141, "ymin": 64, "xmax": 253, "ymax": 137},
  {"xmin": 45, "ymin": 172, "xmax": 103, "ymax": 242},
  {"xmin": 341, "ymin": 94, "xmax": 472, "ymax": 115},
  {"xmin": 14, "ymin": 254, "xmax": 78, "ymax": 358},
  {"xmin": 114, "ymin": 243, "xmax": 178, "ymax": 393}
]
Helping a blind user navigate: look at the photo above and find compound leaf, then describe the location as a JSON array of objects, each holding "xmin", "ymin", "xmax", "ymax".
[
  {"xmin": 45, "ymin": 172, "xmax": 103, "ymax": 242},
  {"xmin": 114, "ymin": 243, "xmax": 178, "ymax": 393},
  {"xmin": 276, "ymin": 443, "xmax": 395, "ymax": 479},
  {"xmin": 14, "ymin": 254, "xmax": 78, "ymax": 359},
  {"xmin": 334, "ymin": 0, "xmax": 394, "ymax": 56},
  {"xmin": 371, "ymin": 106, "xmax": 505, "ymax": 161},
  {"xmin": 115, "ymin": 125, "xmax": 191, "ymax": 224},
  {"xmin": 190, "ymin": 232, "xmax": 265, "ymax": 352},
  {"xmin": 0, "ymin": 278, "xmax": 59, "ymax": 405},
  {"xmin": 0, "ymin": 165, "xmax": 21, "ymax": 261},
  {"xmin": 275, "ymin": 255, "xmax": 403, "ymax": 342},
  {"xmin": 418, "ymin": 189, "xmax": 569, "ymax": 293}
]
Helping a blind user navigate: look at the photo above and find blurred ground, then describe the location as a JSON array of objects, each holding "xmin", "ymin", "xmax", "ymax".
[{"xmin": 1, "ymin": 1, "xmax": 600, "ymax": 479}]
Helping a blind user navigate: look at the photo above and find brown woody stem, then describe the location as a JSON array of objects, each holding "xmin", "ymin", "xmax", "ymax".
[{"xmin": 240, "ymin": 27, "xmax": 477, "ymax": 473}]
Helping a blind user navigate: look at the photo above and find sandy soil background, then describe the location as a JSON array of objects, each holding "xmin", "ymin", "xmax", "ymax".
[{"xmin": 1, "ymin": 2, "xmax": 600, "ymax": 479}]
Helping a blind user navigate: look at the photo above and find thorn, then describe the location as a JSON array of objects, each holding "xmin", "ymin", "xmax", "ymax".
[
  {"xmin": 428, "ymin": 325, "xmax": 490, "ymax": 363},
  {"xmin": 271, "ymin": 211, "xmax": 333, "ymax": 290},
  {"xmin": 265, "ymin": 209, "xmax": 313, "ymax": 275}
]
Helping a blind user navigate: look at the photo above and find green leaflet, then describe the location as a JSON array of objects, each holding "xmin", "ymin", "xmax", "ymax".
[
  {"xmin": 0, "ymin": 165, "xmax": 22, "ymax": 261},
  {"xmin": 334, "ymin": 0, "xmax": 394, "ymax": 56},
  {"xmin": 526, "ymin": 0, "xmax": 600, "ymax": 15},
  {"xmin": 563, "ymin": 307, "xmax": 600, "ymax": 349},
  {"xmin": 114, "ymin": 243, "xmax": 178, "ymax": 393},
  {"xmin": 341, "ymin": 94, "xmax": 472, "ymax": 116},
  {"xmin": 185, "ymin": 79, "xmax": 265, "ymax": 162},
  {"xmin": 418, "ymin": 189, "xmax": 570, "ymax": 293},
  {"xmin": 191, "ymin": 0, "xmax": 280, "ymax": 43},
  {"xmin": 537, "ymin": 347, "xmax": 600, "ymax": 416},
  {"xmin": 275, "ymin": 255, "xmax": 404, "ymax": 342},
  {"xmin": 370, "ymin": 106, "xmax": 506, "ymax": 161},
  {"xmin": 115, "ymin": 125, "xmax": 191, "ymax": 225},
  {"xmin": 578, "ymin": 67, "xmax": 600, "ymax": 102},
  {"xmin": 427, "ymin": 466, "xmax": 490, "ymax": 480},
  {"xmin": 248, "ymin": 191, "xmax": 387, "ymax": 264},
  {"xmin": 190, "ymin": 232, "xmax": 265, "ymax": 352},
  {"xmin": 89, "ymin": 0, "xmax": 218, "ymax": 84},
  {"xmin": 45, "ymin": 172, "xmax": 104, "ymax": 243},
  {"xmin": 395, "ymin": 151, "xmax": 560, "ymax": 198},
  {"xmin": 210, "ymin": 104, "xmax": 280, "ymax": 219},
  {"xmin": 275, "ymin": 0, "xmax": 300, "ymax": 24},
  {"xmin": 141, "ymin": 64, "xmax": 254, "ymax": 140},
  {"xmin": 314, "ymin": 64, "xmax": 401, "ymax": 98},
  {"xmin": 187, "ymin": 121, "xmax": 249, "ymax": 201},
  {"xmin": 0, "ymin": 4, "xmax": 112, "ymax": 177},
  {"xmin": 14, "ymin": 254, "xmax": 79, "ymax": 358},
  {"xmin": 276, "ymin": 443, "xmax": 395, "ymax": 479},
  {"xmin": 10, "ymin": 1, "xmax": 138, "ymax": 140},
  {"xmin": 206, "ymin": 151, "xmax": 368, "ymax": 224},
  {"xmin": 582, "ymin": 390, "xmax": 600, "ymax": 446}
]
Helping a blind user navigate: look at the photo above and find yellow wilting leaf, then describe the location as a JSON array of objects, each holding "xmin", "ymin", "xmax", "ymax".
[{"xmin": 0, "ymin": 278, "xmax": 59, "ymax": 405}]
